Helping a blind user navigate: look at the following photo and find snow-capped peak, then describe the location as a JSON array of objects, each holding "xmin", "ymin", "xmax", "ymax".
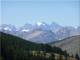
[
  {"xmin": 37, "ymin": 22, "xmax": 45, "ymax": 26},
  {"xmin": 4, "ymin": 27, "xmax": 12, "ymax": 31},
  {"xmin": 22, "ymin": 29, "xmax": 30, "ymax": 32}
]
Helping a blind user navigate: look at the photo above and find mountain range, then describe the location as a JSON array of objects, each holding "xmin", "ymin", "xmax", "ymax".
[{"xmin": 0, "ymin": 22, "xmax": 80, "ymax": 43}]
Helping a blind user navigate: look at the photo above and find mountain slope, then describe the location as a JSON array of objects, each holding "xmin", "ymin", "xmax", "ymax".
[
  {"xmin": 0, "ymin": 32, "xmax": 69, "ymax": 60},
  {"xmin": 24, "ymin": 30, "xmax": 56, "ymax": 43},
  {"xmin": 0, "ymin": 32, "xmax": 42, "ymax": 60},
  {"xmin": 51, "ymin": 35, "xmax": 80, "ymax": 57}
]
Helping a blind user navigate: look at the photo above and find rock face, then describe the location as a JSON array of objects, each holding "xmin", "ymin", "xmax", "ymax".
[{"xmin": 51, "ymin": 35, "xmax": 80, "ymax": 57}]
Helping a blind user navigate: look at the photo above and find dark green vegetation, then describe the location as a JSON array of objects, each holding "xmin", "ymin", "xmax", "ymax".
[{"xmin": 0, "ymin": 32, "xmax": 69, "ymax": 60}]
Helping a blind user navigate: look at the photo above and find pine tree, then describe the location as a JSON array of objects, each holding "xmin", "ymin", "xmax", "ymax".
[{"xmin": 75, "ymin": 54, "xmax": 80, "ymax": 60}]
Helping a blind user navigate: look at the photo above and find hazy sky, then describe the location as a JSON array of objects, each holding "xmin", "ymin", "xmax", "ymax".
[{"xmin": 0, "ymin": 0, "xmax": 80, "ymax": 27}]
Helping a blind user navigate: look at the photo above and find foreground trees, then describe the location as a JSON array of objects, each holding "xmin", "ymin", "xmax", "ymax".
[{"xmin": 75, "ymin": 54, "xmax": 80, "ymax": 60}]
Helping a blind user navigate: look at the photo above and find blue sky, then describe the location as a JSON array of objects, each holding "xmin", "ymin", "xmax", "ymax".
[{"xmin": 0, "ymin": 0, "xmax": 80, "ymax": 27}]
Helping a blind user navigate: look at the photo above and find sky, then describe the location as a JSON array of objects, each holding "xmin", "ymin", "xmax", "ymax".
[{"xmin": 0, "ymin": 0, "xmax": 80, "ymax": 27}]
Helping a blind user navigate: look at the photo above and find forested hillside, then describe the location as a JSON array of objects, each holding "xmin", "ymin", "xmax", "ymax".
[{"xmin": 0, "ymin": 32, "xmax": 74, "ymax": 60}]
